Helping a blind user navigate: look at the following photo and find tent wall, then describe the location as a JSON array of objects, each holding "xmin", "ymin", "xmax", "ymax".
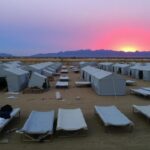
[
  {"xmin": 6, "ymin": 75, "xmax": 20, "ymax": 92},
  {"xmin": 99, "ymin": 78, "xmax": 125, "ymax": 96},
  {"xmin": 121, "ymin": 67, "xmax": 129, "ymax": 75},
  {"xmin": 28, "ymin": 73, "xmax": 49, "ymax": 89},
  {"xmin": 19, "ymin": 74, "xmax": 29, "ymax": 90},
  {"xmin": 143, "ymin": 70, "xmax": 150, "ymax": 81},
  {"xmin": 6, "ymin": 74, "xmax": 28, "ymax": 92}
]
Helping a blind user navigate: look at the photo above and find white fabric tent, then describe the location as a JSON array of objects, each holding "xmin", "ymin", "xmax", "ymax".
[
  {"xmin": 28, "ymin": 62, "xmax": 54, "ymax": 74},
  {"xmin": 135, "ymin": 66, "xmax": 150, "ymax": 81},
  {"xmin": 81, "ymin": 66, "xmax": 126, "ymax": 96},
  {"xmin": 98, "ymin": 62, "xmax": 113, "ymax": 71},
  {"xmin": 4, "ymin": 68, "xmax": 29, "ymax": 92},
  {"xmin": 113, "ymin": 63, "xmax": 130, "ymax": 75},
  {"xmin": 79, "ymin": 62, "xmax": 97, "ymax": 68},
  {"xmin": 28, "ymin": 72, "xmax": 49, "ymax": 89},
  {"xmin": 129, "ymin": 64, "xmax": 150, "ymax": 81}
]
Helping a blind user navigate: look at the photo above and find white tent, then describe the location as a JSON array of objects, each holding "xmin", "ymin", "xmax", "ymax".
[
  {"xmin": 28, "ymin": 72, "xmax": 49, "ymax": 89},
  {"xmin": 135, "ymin": 66, "xmax": 150, "ymax": 81},
  {"xmin": 98, "ymin": 62, "xmax": 113, "ymax": 71},
  {"xmin": 81, "ymin": 66, "xmax": 126, "ymax": 96},
  {"xmin": 79, "ymin": 62, "xmax": 97, "ymax": 68},
  {"xmin": 2, "ymin": 61, "xmax": 22, "ymax": 69},
  {"xmin": 113, "ymin": 63, "xmax": 130, "ymax": 75},
  {"xmin": 128, "ymin": 64, "xmax": 142, "ymax": 78},
  {"xmin": 3, "ymin": 68, "xmax": 29, "ymax": 92},
  {"xmin": 28, "ymin": 62, "xmax": 54, "ymax": 74}
]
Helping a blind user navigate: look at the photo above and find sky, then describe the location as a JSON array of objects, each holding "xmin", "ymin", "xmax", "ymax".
[{"xmin": 0, "ymin": 0, "xmax": 150, "ymax": 56}]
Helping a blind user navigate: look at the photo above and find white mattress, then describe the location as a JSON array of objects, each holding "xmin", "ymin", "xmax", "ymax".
[
  {"xmin": 131, "ymin": 88, "xmax": 150, "ymax": 96},
  {"xmin": 133, "ymin": 105, "xmax": 150, "ymax": 118},
  {"xmin": 126, "ymin": 80, "xmax": 136, "ymax": 85},
  {"xmin": 141, "ymin": 87, "xmax": 150, "ymax": 91},
  {"xmin": 61, "ymin": 69, "xmax": 68, "ymax": 73},
  {"xmin": 75, "ymin": 81, "xmax": 91, "ymax": 86},
  {"xmin": 20, "ymin": 111, "xmax": 54, "ymax": 134},
  {"xmin": 56, "ymin": 81, "xmax": 69, "ymax": 87},
  {"xmin": 95, "ymin": 105, "xmax": 133, "ymax": 126},
  {"xmin": 56, "ymin": 108, "xmax": 88, "ymax": 131},
  {"xmin": 59, "ymin": 76, "xmax": 69, "ymax": 81}
]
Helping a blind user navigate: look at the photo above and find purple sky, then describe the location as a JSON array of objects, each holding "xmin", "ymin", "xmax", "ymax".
[{"xmin": 0, "ymin": 0, "xmax": 150, "ymax": 55}]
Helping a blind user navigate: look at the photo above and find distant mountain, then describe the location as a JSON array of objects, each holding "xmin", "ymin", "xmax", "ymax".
[
  {"xmin": 0, "ymin": 53, "xmax": 13, "ymax": 57},
  {"xmin": 31, "ymin": 49, "xmax": 150, "ymax": 58}
]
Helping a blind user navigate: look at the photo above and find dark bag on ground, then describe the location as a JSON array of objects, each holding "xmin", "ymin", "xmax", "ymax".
[{"xmin": 0, "ymin": 105, "xmax": 13, "ymax": 119}]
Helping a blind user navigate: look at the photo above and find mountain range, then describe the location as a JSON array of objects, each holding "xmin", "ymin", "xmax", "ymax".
[
  {"xmin": 0, "ymin": 53, "xmax": 13, "ymax": 57},
  {"xmin": 31, "ymin": 49, "xmax": 150, "ymax": 58},
  {"xmin": 0, "ymin": 49, "xmax": 150, "ymax": 58}
]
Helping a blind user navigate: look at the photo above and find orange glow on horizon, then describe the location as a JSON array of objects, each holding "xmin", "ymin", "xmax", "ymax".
[{"xmin": 119, "ymin": 46, "xmax": 138, "ymax": 52}]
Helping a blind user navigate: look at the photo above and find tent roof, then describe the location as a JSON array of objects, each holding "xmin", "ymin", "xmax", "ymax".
[
  {"xmin": 29, "ymin": 62, "xmax": 54, "ymax": 70},
  {"xmin": 4, "ymin": 68, "xmax": 29, "ymax": 75},
  {"xmin": 82, "ymin": 66, "xmax": 112, "ymax": 79},
  {"xmin": 99, "ymin": 62, "xmax": 113, "ymax": 66},
  {"xmin": 113, "ymin": 63, "xmax": 130, "ymax": 68},
  {"xmin": 130, "ymin": 65, "xmax": 150, "ymax": 71},
  {"xmin": 32, "ymin": 72, "xmax": 47, "ymax": 79}
]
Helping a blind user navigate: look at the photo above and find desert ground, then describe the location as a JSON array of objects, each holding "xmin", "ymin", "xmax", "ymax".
[{"xmin": 0, "ymin": 63, "xmax": 150, "ymax": 150}]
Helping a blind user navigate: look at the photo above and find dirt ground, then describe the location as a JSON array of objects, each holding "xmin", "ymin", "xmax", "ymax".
[{"xmin": 0, "ymin": 68, "xmax": 150, "ymax": 150}]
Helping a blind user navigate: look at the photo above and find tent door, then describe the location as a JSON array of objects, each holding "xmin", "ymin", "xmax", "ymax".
[
  {"xmin": 89, "ymin": 75, "xmax": 91, "ymax": 82},
  {"xmin": 138, "ymin": 71, "xmax": 143, "ymax": 79},
  {"xmin": 0, "ymin": 77, "xmax": 8, "ymax": 91},
  {"xmin": 82, "ymin": 71, "xmax": 85, "ymax": 80},
  {"xmin": 118, "ymin": 68, "xmax": 121, "ymax": 74},
  {"xmin": 112, "ymin": 67, "xmax": 114, "ymax": 72}
]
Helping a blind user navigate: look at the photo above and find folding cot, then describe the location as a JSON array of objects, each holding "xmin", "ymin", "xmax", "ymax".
[
  {"xmin": 56, "ymin": 108, "xmax": 88, "ymax": 136},
  {"xmin": 0, "ymin": 108, "xmax": 21, "ymax": 132},
  {"xmin": 132, "ymin": 105, "xmax": 150, "ymax": 120},
  {"xmin": 131, "ymin": 88, "xmax": 150, "ymax": 97},
  {"xmin": 75, "ymin": 81, "xmax": 91, "ymax": 87},
  {"xmin": 16, "ymin": 110, "xmax": 55, "ymax": 141},
  {"xmin": 126, "ymin": 80, "xmax": 136, "ymax": 86},
  {"xmin": 95, "ymin": 105, "xmax": 134, "ymax": 131},
  {"xmin": 59, "ymin": 76, "xmax": 70, "ymax": 82},
  {"xmin": 56, "ymin": 81, "xmax": 69, "ymax": 88}
]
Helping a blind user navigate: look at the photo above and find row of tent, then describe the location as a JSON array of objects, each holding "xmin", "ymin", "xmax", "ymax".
[
  {"xmin": 98, "ymin": 62, "xmax": 150, "ymax": 81},
  {"xmin": 79, "ymin": 61, "xmax": 150, "ymax": 81},
  {"xmin": 1, "ymin": 105, "xmax": 150, "ymax": 141},
  {"xmin": 0, "ymin": 61, "xmax": 62, "ymax": 92}
]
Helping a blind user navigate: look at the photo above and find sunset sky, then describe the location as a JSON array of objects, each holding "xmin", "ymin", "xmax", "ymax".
[{"xmin": 0, "ymin": 0, "xmax": 150, "ymax": 55}]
